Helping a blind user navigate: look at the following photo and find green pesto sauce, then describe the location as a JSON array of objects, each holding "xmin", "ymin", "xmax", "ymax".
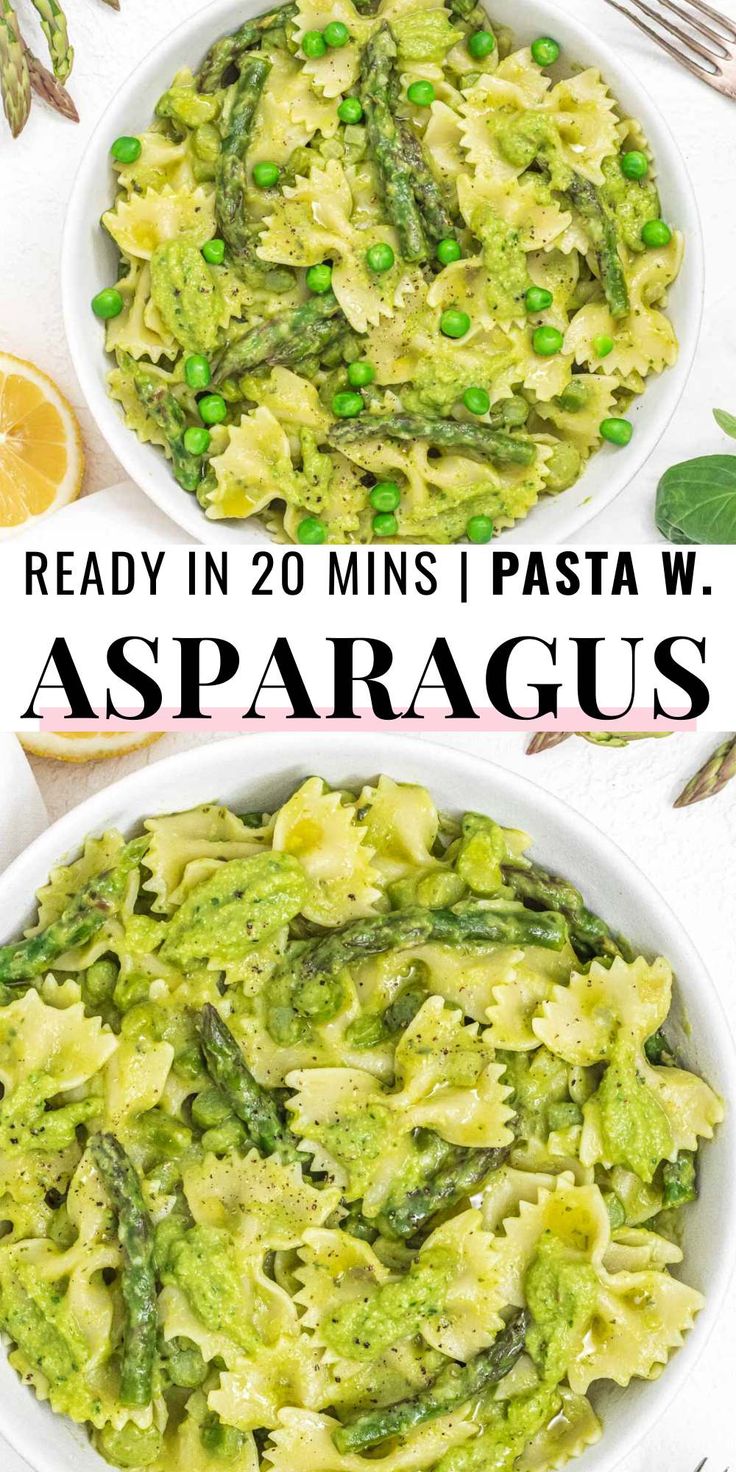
[
  {"xmin": 323, "ymin": 1246, "xmax": 454, "ymax": 1360},
  {"xmin": 163, "ymin": 1224, "xmax": 258, "ymax": 1353},
  {"xmin": 150, "ymin": 238, "xmax": 224, "ymax": 355},
  {"xmin": 438, "ymin": 1384, "xmax": 561, "ymax": 1472},
  {"xmin": 477, "ymin": 212, "xmax": 530, "ymax": 320},
  {"xmin": 496, "ymin": 112, "xmax": 571, "ymax": 191},
  {"xmin": 600, "ymin": 156, "xmax": 660, "ymax": 252},
  {"xmin": 525, "ymin": 1234, "xmax": 598, "ymax": 1384},
  {"xmin": 594, "ymin": 1038, "xmax": 673, "ymax": 1182},
  {"xmin": 160, "ymin": 851, "xmax": 308, "ymax": 970}
]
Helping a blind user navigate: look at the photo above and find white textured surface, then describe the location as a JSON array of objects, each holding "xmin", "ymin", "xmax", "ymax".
[
  {"xmin": 12, "ymin": 730, "xmax": 736, "ymax": 1467},
  {"xmin": 1, "ymin": 0, "xmax": 736, "ymax": 540}
]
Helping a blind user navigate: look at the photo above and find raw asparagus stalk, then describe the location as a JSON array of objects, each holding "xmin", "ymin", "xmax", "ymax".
[
  {"xmin": 380, "ymin": 1142, "xmax": 511, "ymax": 1239},
  {"xmin": 22, "ymin": 37, "xmax": 77, "ymax": 119},
  {"xmin": 197, "ymin": 1003, "xmax": 303, "ymax": 1162},
  {"xmin": 30, "ymin": 0, "xmax": 72, "ymax": 81},
  {"xmin": 329, "ymin": 412, "xmax": 537, "ymax": 467},
  {"xmin": 567, "ymin": 174, "xmax": 629, "ymax": 319},
  {"xmin": 360, "ymin": 25, "xmax": 429, "ymax": 262},
  {"xmin": 396, "ymin": 119, "xmax": 455, "ymax": 243},
  {"xmin": 0, "ymin": 0, "xmax": 31, "ymax": 137},
  {"xmin": 89, "ymin": 1134, "xmax": 156, "ymax": 1407},
  {"xmin": 0, "ymin": 836, "xmax": 148, "ymax": 983},
  {"xmin": 501, "ymin": 861, "xmax": 623, "ymax": 962},
  {"xmin": 291, "ymin": 904, "xmax": 568, "ymax": 997},
  {"xmin": 132, "ymin": 370, "xmax": 205, "ymax": 493},
  {"xmin": 214, "ymin": 291, "xmax": 343, "ymax": 379},
  {"xmin": 99, "ymin": 0, "xmax": 120, "ymax": 8},
  {"xmin": 198, "ymin": 3, "xmax": 297, "ymax": 92},
  {"xmin": 333, "ymin": 1310, "xmax": 530, "ymax": 1452},
  {"xmin": 216, "ymin": 58, "xmax": 271, "ymax": 257},
  {"xmin": 526, "ymin": 733, "xmax": 573, "ymax": 754},
  {"xmin": 674, "ymin": 736, "xmax": 736, "ymax": 808}
]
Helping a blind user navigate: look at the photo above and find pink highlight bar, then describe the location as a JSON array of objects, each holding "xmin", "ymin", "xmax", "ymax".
[{"xmin": 39, "ymin": 707, "xmax": 697, "ymax": 734}]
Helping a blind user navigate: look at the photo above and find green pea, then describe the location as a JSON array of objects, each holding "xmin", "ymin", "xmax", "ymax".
[
  {"xmin": 641, "ymin": 218, "xmax": 672, "ymax": 248},
  {"xmin": 324, "ymin": 20, "xmax": 350, "ymax": 46},
  {"xmin": 600, "ymin": 416, "xmax": 633, "ymax": 446},
  {"xmin": 184, "ymin": 353, "xmax": 212, "ymax": 390},
  {"xmin": 369, "ymin": 480, "xmax": 400, "ymax": 512},
  {"xmin": 593, "ymin": 334, "xmax": 614, "ymax": 358},
  {"xmin": 302, "ymin": 29, "xmax": 327, "ymax": 57},
  {"xmin": 407, "ymin": 79, "xmax": 435, "ymax": 106},
  {"xmin": 347, "ymin": 360, "xmax": 375, "ymax": 387},
  {"xmin": 298, "ymin": 515, "xmax": 327, "ymax": 544},
  {"xmin": 531, "ymin": 36, "xmax": 560, "ymax": 65},
  {"xmin": 525, "ymin": 285, "xmax": 553, "ymax": 313},
  {"xmin": 463, "ymin": 385, "xmax": 490, "ymax": 415},
  {"xmin": 91, "ymin": 287, "xmax": 124, "ymax": 320},
  {"xmin": 621, "ymin": 149, "xmax": 648, "ymax": 180},
  {"xmin": 202, "ymin": 238, "xmax": 226, "ymax": 265},
  {"xmin": 200, "ymin": 1416, "xmax": 249, "ymax": 1461},
  {"xmin": 436, "ymin": 237, "xmax": 461, "ymax": 265},
  {"xmin": 252, "ymin": 160, "xmax": 281, "ymax": 189},
  {"xmin": 96, "ymin": 1424, "xmax": 162, "ymax": 1469},
  {"xmin": 440, "ymin": 308, "xmax": 471, "ymax": 338},
  {"xmin": 111, "ymin": 135, "xmax": 142, "ymax": 164},
  {"xmin": 198, "ymin": 393, "xmax": 228, "ymax": 425},
  {"xmin": 366, "ymin": 241, "xmax": 395, "ymax": 273},
  {"xmin": 547, "ymin": 1101, "xmax": 583, "ymax": 1131},
  {"xmin": 532, "ymin": 325, "xmax": 564, "ymax": 356},
  {"xmin": 201, "ymin": 1118, "xmax": 248, "ymax": 1155},
  {"xmin": 165, "ymin": 1337, "xmax": 208, "ymax": 1390},
  {"xmin": 306, "ymin": 262, "xmax": 333, "ymax": 293},
  {"xmin": 338, "ymin": 96, "xmax": 363, "ymax": 123},
  {"xmin": 191, "ymin": 1087, "xmax": 232, "ymax": 1131},
  {"xmin": 183, "ymin": 426, "xmax": 211, "ymax": 455},
  {"xmin": 467, "ymin": 28, "xmax": 495, "ymax": 58},
  {"xmin": 332, "ymin": 390, "xmax": 363, "ymax": 418},
  {"xmin": 466, "ymin": 514, "xmax": 493, "ymax": 543},
  {"xmin": 373, "ymin": 511, "xmax": 398, "ymax": 537}
]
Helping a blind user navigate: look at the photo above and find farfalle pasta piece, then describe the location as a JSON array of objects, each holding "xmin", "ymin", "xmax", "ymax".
[
  {"xmin": 294, "ymin": 0, "xmax": 374, "ymax": 97},
  {"xmin": 355, "ymin": 775, "xmax": 440, "ymax": 881},
  {"xmin": 543, "ymin": 70, "xmax": 619, "ymax": 184},
  {"xmin": 534, "ymin": 375, "xmax": 619, "ymax": 459},
  {"xmin": 272, "ymin": 776, "xmax": 382, "ymax": 925},
  {"xmin": 182, "ymin": 1149, "xmax": 341, "ymax": 1250},
  {"xmin": 565, "ymin": 235, "xmax": 683, "ymax": 380},
  {"xmin": 142, "ymin": 803, "xmax": 268, "ymax": 913},
  {"xmin": 0, "ymin": 989, "xmax": 117, "ymax": 1092},
  {"xmin": 569, "ymin": 1267, "xmax": 703, "ymax": 1392},
  {"xmin": 485, "ymin": 942, "xmax": 578, "ymax": 1050},
  {"xmin": 207, "ymin": 406, "xmax": 299, "ymax": 521},
  {"xmin": 209, "ymin": 1334, "xmax": 331, "ymax": 1430},
  {"xmin": 263, "ymin": 1407, "xmax": 476, "ymax": 1472},
  {"xmin": 102, "ymin": 183, "xmax": 216, "ymax": 259}
]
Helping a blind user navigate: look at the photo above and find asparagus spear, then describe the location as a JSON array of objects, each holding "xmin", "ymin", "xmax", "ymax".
[
  {"xmin": 662, "ymin": 1151, "xmax": 697, "ymax": 1208},
  {"xmin": 0, "ymin": 836, "xmax": 148, "ymax": 983},
  {"xmin": 30, "ymin": 0, "xmax": 72, "ymax": 82},
  {"xmin": 216, "ymin": 58, "xmax": 271, "ymax": 258},
  {"xmin": 198, "ymin": 3, "xmax": 297, "ymax": 92},
  {"xmin": 89, "ymin": 1134, "xmax": 156, "ymax": 1407},
  {"xmin": 132, "ymin": 370, "xmax": 205, "ymax": 493},
  {"xmin": 197, "ymin": 1003, "xmax": 303, "ymax": 1163},
  {"xmin": 674, "ymin": 736, "xmax": 736, "ymax": 808},
  {"xmin": 22, "ymin": 38, "xmax": 77, "ymax": 119},
  {"xmin": 360, "ymin": 26, "xmax": 429, "ymax": 263},
  {"xmin": 526, "ymin": 733, "xmax": 573, "ymax": 754},
  {"xmin": 397, "ymin": 119, "xmax": 455, "ymax": 244},
  {"xmin": 566, "ymin": 175, "xmax": 629, "ymax": 319},
  {"xmin": 0, "ymin": 0, "xmax": 30, "ymax": 137},
  {"xmin": 500, "ymin": 861, "xmax": 623, "ymax": 962},
  {"xmin": 333, "ymin": 1310, "xmax": 530, "ymax": 1452},
  {"xmin": 380, "ymin": 1142, "xmax": 511, "ymax": 1239},
  {"xmin": 447, "ymin": 0, "xmax": 478, "ymax": 17},
  {"xmin": 214, "ymin": 291, "xmax": 343, "ymax": 380},
  {"xmin": 291, "ymin": 904, "xmax": 568, "ymax": 999},
  {"xmin": 329, "ymin": 412, "xmax": 537, "ymax": 467}
]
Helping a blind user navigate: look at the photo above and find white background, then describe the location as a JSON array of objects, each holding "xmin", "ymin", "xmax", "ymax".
[
  {"xmin": 4, "ymin": 728, "xmax": 735, "ymax": 1472},
  {"xmin": 2, "ymin": 0, "xmax": 736, "ymax": 541}
]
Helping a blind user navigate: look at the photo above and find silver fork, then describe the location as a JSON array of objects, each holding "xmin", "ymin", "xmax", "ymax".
[
  {"xmin": 604, "ymin": 0, "xmax": 736, "ymax": 98},
  {"xmin": 692, "ymin": 1462, "xmax": 731, "ymax": 1472}
]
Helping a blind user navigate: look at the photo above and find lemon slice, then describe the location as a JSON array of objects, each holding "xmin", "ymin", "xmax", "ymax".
[
  {"xmin": 0, "ymin": 353, "xmax": 84, "ymax": 535},
  {"xmin": 19, "ymin": 732, "xmax": 162, "ymax": 764}
]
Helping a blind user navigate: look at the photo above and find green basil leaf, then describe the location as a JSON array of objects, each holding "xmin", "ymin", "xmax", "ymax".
[
  {"xmin": 713, "ymin": 408, "xmax": 736, "ymax": 440},
  {"xmin": 655, "ymin": 454, "xmax": 736, "ymax": 543}
]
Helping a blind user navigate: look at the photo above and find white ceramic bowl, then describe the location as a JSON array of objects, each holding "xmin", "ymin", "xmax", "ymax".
[
  {"xmin": 0, "ymin": 734, "xmax": 733, "ymax": 1472},
  {"xmin": 61, "ymin": 0, "xmax": 704, "ymax": 546}
]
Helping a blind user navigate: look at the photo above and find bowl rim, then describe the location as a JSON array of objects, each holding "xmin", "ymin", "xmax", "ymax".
[
  {"xmin": 0, "ymin": 732, "xmax": 733, "ymax": 1472},
  {"xmin": 60, "ymin": 0, "xmax": 705, "ymax": 546}
]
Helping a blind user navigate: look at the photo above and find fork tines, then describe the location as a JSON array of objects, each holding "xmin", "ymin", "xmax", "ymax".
[{"xmin": 605, "ymin": 0, "xmax": 736, "ymax": 91}]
